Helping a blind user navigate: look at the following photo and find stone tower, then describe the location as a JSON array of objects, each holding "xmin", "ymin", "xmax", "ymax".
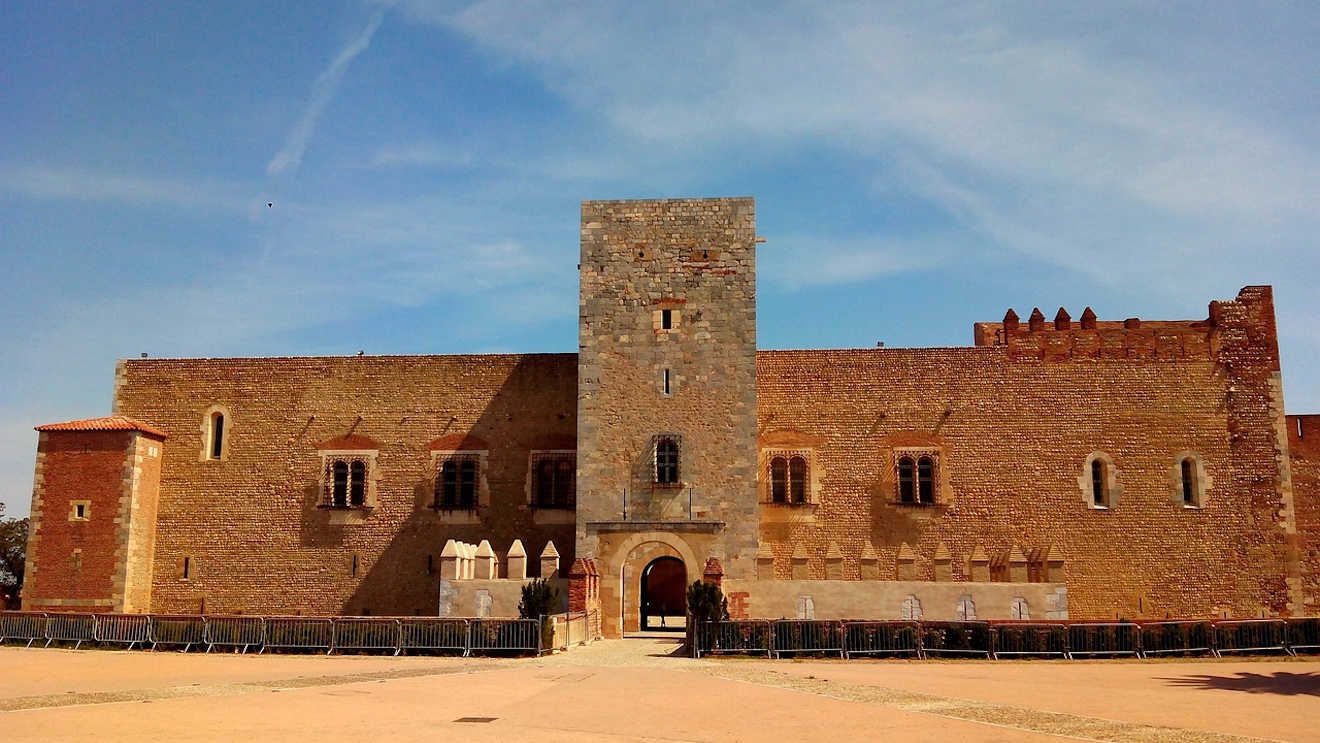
[{"xmin": 576, "ymin": 197, "xmax": 760, "ymax": 635}]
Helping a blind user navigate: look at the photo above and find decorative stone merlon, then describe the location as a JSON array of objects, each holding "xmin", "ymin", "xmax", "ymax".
[
  {"xmin": 896, "ymin": 542, "xmax": 918, "ymax": 581},
  {"xmin": 933, "ymin": 542, "xmax": 953, "ymax": 582},
  {"xmin": 439, "ymin": 539, "xmax": 461, "ymax": 580},
  {"xmin": 1008, "ymin": 545, "xmax": 1029, "ymax": 583},
  {"xmin": 824, "ymin": 543, "xmax": 844, "ymax": 580},
  {"xmin": 475, "ymin": 539, "xmax": 497, "ymax": 579},
  {"xmin": 859, "ymin": 542, "xmax": 880, "ymax": 580},
  {"xmin": 540, "ymin": 540, "xmax": 560, "ymax": 578},
  {"xmin": 790, "ymin": 544, "xmax": 809, "ymax": 580},
  {"xmin": 755, "ymin": 542, "xmax": 775, "ymax": 580},
  {"xmin": 507, "ymin": 539, "xmax": 527, "ymax": 580},
  {"xmin": 702, "ymin": 557, "xmax": 724, "ymax": 586},
  {"xmin": 968, "ymin": 545, "xmax": 990, "ymax": 582}
]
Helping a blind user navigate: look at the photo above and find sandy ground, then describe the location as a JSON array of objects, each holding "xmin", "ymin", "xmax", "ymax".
[{"xmin": 1, "ymin": 640, "xmax": 1316, "ymax": 742}]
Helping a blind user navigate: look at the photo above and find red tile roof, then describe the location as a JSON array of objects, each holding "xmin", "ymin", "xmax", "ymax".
[
  {"xmin": 35, "ymin": 415, "xmax": 167, "ymax": 438},
  {"xmin": 315, "ymin": 434, "xmax": 380, "ymax": 451}
]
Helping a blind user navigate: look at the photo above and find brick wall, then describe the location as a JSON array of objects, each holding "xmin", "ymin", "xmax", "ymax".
[
  {"xmin": 112, "ymin": 353, "xmax": 577, "ymax": 616},
  {"xmin": 1289, "ymin": 415, "xmax": 1320, "ymax": 613},
  {"xmin": 755, "ymin": 287, "xmax": 1297, "ymax": 619},
  {"xmin": 23, "ymin": 430, "xmax": 154, "ymax": 613}
]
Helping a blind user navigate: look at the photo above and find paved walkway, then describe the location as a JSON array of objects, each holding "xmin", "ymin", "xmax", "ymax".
[{"xmin": 1, "ymin": 640, "xmax": 1316, "ymax": 742}]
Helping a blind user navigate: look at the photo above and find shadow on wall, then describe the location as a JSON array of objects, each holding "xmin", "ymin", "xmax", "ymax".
[
  {"xmin": 292, "ymin": 354, "xmax": 577, "ymax": 616},
  {"xmin": 1159, "ymin": 672, "xmax": 1320, "ymax": 696}
]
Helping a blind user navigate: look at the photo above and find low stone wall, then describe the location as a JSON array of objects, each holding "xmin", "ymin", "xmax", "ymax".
[
  {"xmin": 436, "ymin": 578, "xmax": 567, "ymax": 618},
  {"xmin": 722, "ymin": 579, "xmax": 1067, "ymax": 621}
]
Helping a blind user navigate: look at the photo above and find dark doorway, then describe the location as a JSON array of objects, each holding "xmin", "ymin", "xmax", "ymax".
[{"xmin": 640, "ymin": 556, "xmax": 686, "ymax": 632}]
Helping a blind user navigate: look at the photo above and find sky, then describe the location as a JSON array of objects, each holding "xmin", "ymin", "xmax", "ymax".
[{"xmin": 2, "ymin": 1, "xmax": 1317, "ymax": 518}]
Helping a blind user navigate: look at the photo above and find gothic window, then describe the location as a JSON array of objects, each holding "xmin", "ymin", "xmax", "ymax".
[
  {"xmin": 332, "ymin": 460, "xmax": 349, "ymax": 507},
  {"xmin": 533, "ymin": 453, "xmax": 576, "ymax": 508},
  {"xmin": 655, "ymin": 435, "xmax": 680, "ymax": 485},
  {"xmin": 435, "ymin": 455, "xmax": 479, "ymax": 508},
  {"xmin": 770, "ymin": 457, "xmax": 788, "ymax": 503},
  {"xmin": 898, "ymin": 457, "xmax": 916, "ymax": 503},
  {"xmin": 789, "ymin": 456, "xmax": 807, "ymax": 504},
  {"xmin": 917, "ymin": 456, "xmax": 934, "ymax": 504},
  {"xmin": 350, "ymin": 460, "xmax": 366, "ymax": 506}
]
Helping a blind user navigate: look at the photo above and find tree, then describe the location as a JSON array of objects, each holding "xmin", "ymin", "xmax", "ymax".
[
  {"xmin": 686, "ymin": 580, "xmax": 728, "ymax": 624},
  {"xmin": 518, "ymin": 578, "xmax": 562, "ymax": 650},
  {"xmin": 0, "ymin": 504, "xmax": 29, "ymax": 609}
]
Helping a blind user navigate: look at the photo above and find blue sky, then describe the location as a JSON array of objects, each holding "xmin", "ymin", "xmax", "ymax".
[{"xmin": 2, "ymin": 1, "xmax": 1318, "ymax": 517}]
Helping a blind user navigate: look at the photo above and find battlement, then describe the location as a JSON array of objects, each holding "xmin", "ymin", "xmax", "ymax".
[{"xmin": 973, "ymin": 285, "xmax": 1278, "ymax": 364}]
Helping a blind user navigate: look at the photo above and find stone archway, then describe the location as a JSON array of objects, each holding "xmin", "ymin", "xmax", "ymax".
[
  {"xmin": 640, "ymin": 556, "xmax": 686, "ymax": 631},
  {"xmin": 609, "ymin": 532, "xmax": 701, "ymax": 635}
]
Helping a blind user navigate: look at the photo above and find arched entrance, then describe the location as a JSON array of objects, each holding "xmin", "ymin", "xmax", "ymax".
[{"xmin": 640, "ymin": 556, "xmax": 686, "ymax": 631}]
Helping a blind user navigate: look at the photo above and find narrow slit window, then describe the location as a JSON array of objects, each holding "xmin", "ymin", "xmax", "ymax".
[
  {"xmin": 351, "ymin": 554, "xmax": 359, "ymax": 577},
  {"xmin": 183, "ymin": 557, "xmax": 190, "ymax": 579},
  {"xmin": 898, "ymin": 457, "xmax": 915, "ymax": 503},
  {"xmin": 917, "ymin": 456, "xmax": 934, "ymax": 504},
  {"xmin": 332, "ymin": 460, "xmax": 349, "ymax": 507},
  {"xmin": 349, "ymin": 460, "xmax": 366, "ymax": 506},
  {"xmin": 1181, "ymin": 458, "xmax": 1197, "ymax": 505},
  {"xmin": 663, "ymin": 368, "xmax": 671, "ymax": 395},
  {"xmin": 75, "ymin": 503, "xmax": 86, "ymax": 519},
  {"xmin": 770, "ymin": 457, "xmax": 787, "ymax": 503},
  {"xmin": 1091, "ymin": 459, "xmax": 1106, "ymax": 506},
  {"xmin": 789, "ymin": 456, "xmax": 807, "ymax": 504},
  {"xmin": 662, "ymin": 309, "xmax": 673, "ymax": 329},
  {"xmin": 210, "ymin": 413, "xmax": 224, "ymax": 459}
]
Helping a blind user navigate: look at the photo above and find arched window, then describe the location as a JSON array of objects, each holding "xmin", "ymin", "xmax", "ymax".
[
  {"xmin": 955, "ymin": 595, "xmax": 976, "ymax": 621},
  {"xmin": 770, "ymin": 457, "xmax": 787, "ymax": 503},
  {"xmin": 917, "ymin": 456, "xmax": 934, "ymax": 504},
  {"xmin": 656, "ymin": 437, "xmax": 680, "ymax": 484},
  {"xmin": 209, "ymin": 413, "xmax": 224, "ymax": 459},
  {"xmin": 349, "ymin": 461, "xmax": 366, "ymax": 506},
  {"xmin": 537, "ymin": 458, "xmax": 556, "ymax": 505},
  {"xmin": 1091, "ymin": 459, "xmax": 1106, "ymax": 506},
  {"xmin": 789, "ymin": 456, "xmax": 807, "ymax": 504},
  {"xmin": 898, "ymin": 457, "xmax": 915, "ymax": 503},
  {"xmin": 901, "ymin": 595, "xmax": 922, "ymax": 620},
  {"xmin": 555, "ymin": 458, "xmax": 575, "ymax": 507},
  {"xmin": 1181, "ymin": 457, "xmax": 1195, "ymax": 505},
  {"xmin": 459, "ymin": 458, "xmax": 477, "ymax": 507},
  {"xmin": 332, "ymin": 460, "xmax": 349, "ymax": 507}
]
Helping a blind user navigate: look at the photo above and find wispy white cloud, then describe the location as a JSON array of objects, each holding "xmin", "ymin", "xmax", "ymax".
[
  {"xmin": 0, "ymin": 165, "xmax": 251, "ymax": 212},
  {"xmin": 369, "ymin": 140, "xmax": 475, "ymax": 169},
  {"xmin": 266, "ymin": 8, "xmax": 388, "ymax": 176},
  {"xmin": 762, "ymin": 233, "xmax": 947, "ymax": 290}
]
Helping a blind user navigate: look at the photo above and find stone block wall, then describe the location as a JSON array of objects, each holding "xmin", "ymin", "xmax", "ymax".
[
  {"xmin": 111, "ymin": 353, "xmax": 577, "ymax": 616},
  {"xmin": 722, "ymin": 578, "xmax": 1067, "ymax": 621},
  {"xmin": 1289, "ymin": 414, "xmax": 1320, "ymax": 614}
]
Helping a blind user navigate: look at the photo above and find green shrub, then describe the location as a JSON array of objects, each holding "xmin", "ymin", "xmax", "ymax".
[
  {"xmin": 518, "ymin": 578, "xmax": 561, "ymax": 649},
  {"xmin": 686, "ymin": 580, "xmax": 728, "ymax": 624}
]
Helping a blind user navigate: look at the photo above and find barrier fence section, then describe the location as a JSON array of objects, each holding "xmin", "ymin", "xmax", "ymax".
[
  {"xmin": 0, "ymin": 611, "xmax": 48, "ymax": 647},
  {"xmin": 1287, "ymin": 617, "xmax": 1320, "ymax": 654},
  {"xmin": 1213, "ymin": 619, "xmax": 1289, "ymax": 655},
  {"xmin": 692, "ymin": 620, "xmax": 773, "ymax": 658},
  {"xmin": 45, "ymin": 613, "xmax": 97, "ymax": 649},
  {"xmin": 94, "ymin": 613, "xmax": 151, "ymax": 649},
  {"xmin": 772, "ymin": 620, "xmax": 846, "ymax": 659},
  {"xmin": 334, "ymin": 618, "xmax": 402, "ymax": 655},
  {"xmin": 150, "ymin": 615, "xmax": 206, "ymax": 651},
  {"xmin": 843, "ymin": 621, "xmax": 921, "ymax": 658},
  {"xmin": 1139, "ymin": 621, "xmax": 1215, "ymax": 657},
  {"xmin": 263, "ymin": 616, "xmax": 333, "ymax": 654},
  {"xmin": 398, "ymin": 618, "xmax": 469, "ymax": 655},
  {"xmin": 468, "ymin": 618, "xmax": 543, "ymax": 655},
  {"xmin": 204, "ymin": 615, "xmax": 266, "ymax": 654},
  {"xmin": 1067, "ymin": 622, "xmax": 1141, "ymax": 658},
  {"xmin": 991, "ymin": 623, "xmax": 1069, "ymax": 659},
  {"xmin": 919, "ymin": 621, "xmax": 993, "ymax": 658}
]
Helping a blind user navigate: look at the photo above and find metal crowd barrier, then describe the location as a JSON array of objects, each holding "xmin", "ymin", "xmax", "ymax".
[
  {"xmin": 843, "ymin": 621, "xmax": 921, "ymax": 658},
  {"xmin": 1067, "ymin": 622, "xmax": 1141, "ymax": 658},
  {"xmin": 45, "ymin": 612, "xmax": 97, "ymax": 649},
  {"xmin": 398, "ymin": 618, "xmax": 469, "ymax": 655},
  {"xmin": 1138, "ymin": 621, "xmax": 1215, "ymax": 657},
  {"xmin": 1286, "ymin": 617, "xmax": 1320, "ymax": 654},
  {"xmin": 150, "ymin": 614, "xmax": 206, "ymax": 651},
  {"xmin": 94, "ymin": 613, "xmax": 151, "ymax": 649},
  {"xmin": 334, "ymin": 618, "xmax": 402, "ymax": 655},
  {"xmin": 991, "ymin": 623, "xmax": 1069, "ymax": 659},
  {"xmin": 263, "ymin": 616, "xmax": 333, "ymax": 654},
  {"xmin": 1213, "ymin": 619, "xmax": 1289, "ymax": 655},
  {"xmin": 0, "ymin": 611, "xmax": 48, "ymax": 647},
  {"xmin": 771, "ymin": 620, "xmax": 845, "ymax": 658},
  {"xmin": 204, "ymin": 615, "xmax": 266, "ymax": 653},
  {"xmin": 692, "ymin": 620, "xmax": 773, "ymax": 658},
  {"xmin": 468, "ymin": 618, "xmax": 543, "ymax": 655},
  {"xmin": 918, "ymin": 621, "xmax": 993, "ymax": 658}
]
